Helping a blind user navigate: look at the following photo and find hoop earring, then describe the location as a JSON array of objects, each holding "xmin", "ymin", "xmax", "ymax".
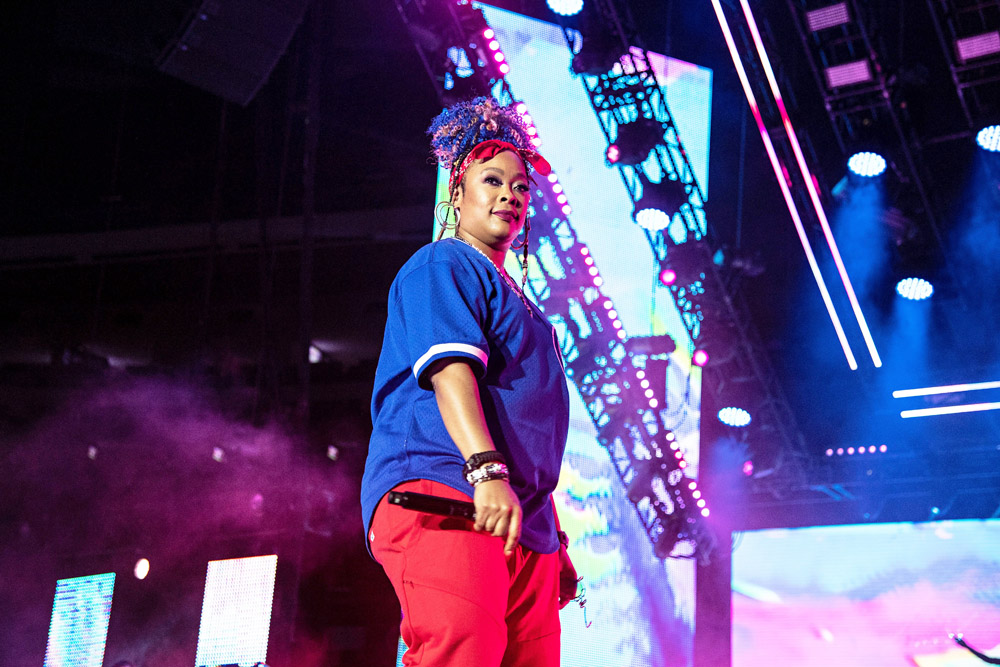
[{"xmin": 434, "ymin": 201, "xmax": 460, "ymax": 241}]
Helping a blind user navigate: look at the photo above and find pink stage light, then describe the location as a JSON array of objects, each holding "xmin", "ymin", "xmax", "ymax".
[
  {"xmin": 689, "ymin": 481, "xmax": 697, "ymax": 490},
  {"xmin": 494, "ymin": 52, "xmax": 505, "ymax": 63},
  {"xmin": 692, "ymin": 349, "xmax": 709, "ymax": 367},
  {"xmin": 742, "ymin": 460, "xmax": 754, "ymax": 476},
  {"xmin": 659, "ymin": 267, "xmax": 677, "ymax": 286},
  {"xmin": 879, "ymin": 445, "xmax": 887, "ymax": 452},
  {"xmin": 499, "ymin": 63, "xmax": 510, "ymax": 75},
  {"xmin": 709, "ymin": 0, "xmax": 857, "ymax": 370},
  {"xmin": 548, "ymin": 172, "xmax": 559, "ymax": 183},
  {"xmin": 488, "ymin": 40, "xmax": 500, "ymax": 51},
  {"xmin": 701, "ymin": 508, "xmax": 710, "ymax": 517},
  {"xmin": 606, "ymin": 144, "xmax": 621, "ymax": 163},
  {"xmin": 483, "ymin": 28, "xmax": 495, "ymax": 39},
  {"xmin": 515, "ymin": 102, "xmax": 527, "ymax": 114},
  {"xmin": 648, "ymin": 398, "xmax": 658, "ymax": 407},
  {"xmin": 561, "ymin": 205, "xmax": 572, "ymax": 215}
]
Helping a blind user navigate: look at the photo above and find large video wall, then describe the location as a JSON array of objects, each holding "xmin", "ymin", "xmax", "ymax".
[{"xmin": 733, "ymin": 519, "xmax": 1000, "ymax": 667}]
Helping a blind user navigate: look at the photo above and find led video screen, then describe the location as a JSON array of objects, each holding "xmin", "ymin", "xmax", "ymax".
[
  {"xmin": 44, "ymin": 572, "xmax": 116, "ymax": 667},
  {"xmin": 194, "ymin": 555, "xmax": 278, "ymax": 667},
  {"xmin": 425, "ymin": 4, "xmax": 714, "ymax": 665},
  {"xmin": 733, "ymin": 519, "xmax": 1000, "ymax": 667}
]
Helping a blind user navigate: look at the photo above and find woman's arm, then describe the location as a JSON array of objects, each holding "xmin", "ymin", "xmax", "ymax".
[{"xmin": 428, "ymin": 358, "xmax": 522, "ymax": 555}]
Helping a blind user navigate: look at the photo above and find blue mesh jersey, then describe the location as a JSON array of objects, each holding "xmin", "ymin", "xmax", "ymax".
[{"xmin": 361, "ymin": 237, "xmax": 569, "ymax": 555}]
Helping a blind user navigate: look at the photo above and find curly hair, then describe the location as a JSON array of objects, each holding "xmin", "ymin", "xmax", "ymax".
[{"xmin": 427, "ymin": 97, "xmax": 534, "ymax": 197}]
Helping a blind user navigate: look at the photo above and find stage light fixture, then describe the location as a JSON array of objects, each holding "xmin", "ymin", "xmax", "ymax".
[
  {"xmin": 659, "ymin": 266, "xmax": 677, "ymax": 286},
  {"xmin": 606, "ymin": 144, "xmax": 621, "ymax": 164},
  {"xmin": 718, "ymin": 407, "xmax": 752, "ymax": 427},
  {"xmin": 547, "ymin": 0, "xmax": 584, "ymax": 17},
  {"xmin": 633, "ymin": 176, "xmax": 688, "ymax": 231},
  {"xmin": 692, "ymin": 349, "xmax": 709, "ymax": 367},
  {"xmin": 976, "ymin": 124, "xmax": 1000, "ymax": 152},
  {"xmin": 896, "ymin": 277, "xmax": 933, "ymax": 300},
  {"xmin": 571, "ymin": 28, "xmax": 623, "ymax": 76},
  {"xmin": 955, "ymin": 31, "xmax": 1000, "ymax": 63},
  {"xmin": 823, "ymin": 59, "xmax": 873, "ymax": 88},
  {"xmin": 134, "ymin": 558, "xmax": 150, "ymax": 580},
  {"xmin": 613, "ymin": 116, "xmax": 664, "ymax": 166},
  {"xmin": 805, "ymin": 3, "xmax": 849, "ymax": 32},
  {"xmin": 847, "ymin": 151, "xmax": 886, "ymax": 177}
]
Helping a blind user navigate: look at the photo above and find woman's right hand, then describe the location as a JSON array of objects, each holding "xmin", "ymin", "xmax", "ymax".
[{"xmin": 473, "ymin": 478, "xmax": 522, "ymax": 555}]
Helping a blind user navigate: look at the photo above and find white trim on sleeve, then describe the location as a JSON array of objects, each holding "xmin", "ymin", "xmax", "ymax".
[{"xmin": 413, "ymin": 343, "xmax": 488, "ymax": 379}]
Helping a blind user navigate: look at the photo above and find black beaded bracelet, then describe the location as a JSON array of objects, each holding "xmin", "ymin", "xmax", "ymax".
[{"xmin": 463, "ymin": 450, "xmax": 507, "ymax": 479}]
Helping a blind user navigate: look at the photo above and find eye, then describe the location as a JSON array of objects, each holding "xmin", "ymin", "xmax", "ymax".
[
  {"xmin": 484, "ymin": 175, "xmax": 502, "ymax": 186},
  {"xmin": 514, "ymin": 184, "xmax": 530, "ymax": 193}
]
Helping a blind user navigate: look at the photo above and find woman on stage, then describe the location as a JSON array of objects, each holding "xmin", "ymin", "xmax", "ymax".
[{"xmin": 361, "ymin": 96, "xmax": 576, "ymax": 666}]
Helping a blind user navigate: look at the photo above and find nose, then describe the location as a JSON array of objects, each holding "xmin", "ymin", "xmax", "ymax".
[{"xmin": 500, "ymin": 184, "xmax": 521, "ymax": 207}]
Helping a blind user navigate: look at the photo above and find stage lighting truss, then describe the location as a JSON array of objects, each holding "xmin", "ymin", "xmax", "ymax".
[
  {"xmin": 555, "ymin": 1, "xmax": 715, "ymax": 349},
  {"xmin": 395, "ymin": 0, "xmax": 712, "ymax": 561}
]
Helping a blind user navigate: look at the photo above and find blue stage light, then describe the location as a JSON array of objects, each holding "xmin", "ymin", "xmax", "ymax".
[
  {"xmin": 718, "ymin": 406, "xmax": 752, "ymax": 427},
  {"xmin": 976, "ymin": 124, "xmax": 1000, "ymax": 152},
  {"xmin": 896, "ymin": 277, "xmax": 933, "ymax": 300},
  {"xmin": 847, "ymin": 151, "xmax": 887, "ymax": 177},
  {"xmin": 547, "ymin": 0, "xmax": 584, "ymax": 17}
]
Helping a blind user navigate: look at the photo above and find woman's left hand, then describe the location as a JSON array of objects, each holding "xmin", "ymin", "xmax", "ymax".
[{"xmin": 558, "ymin": 541, "xmax": 579, "ymax": 609}]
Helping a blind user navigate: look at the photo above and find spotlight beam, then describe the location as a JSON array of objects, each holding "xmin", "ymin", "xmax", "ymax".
[
  {"xmin": 892, "ymin": 380, "xmax": 1000, "ymax": 399},
  {"xmin": 901, "ymin": 402, "xmax": 1000, "ymax": 418},
  {"xmin": 708, "ymin": 0, "xmax": 858, "ymax": 370},
  {"xmin": 738, "ymin": 0, "xmax": 882, "ymax": 369}
]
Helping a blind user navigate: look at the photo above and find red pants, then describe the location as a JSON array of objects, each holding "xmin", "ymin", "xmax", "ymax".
[{"xmin": 370, "ymin": 479, "xmax": 561, "ymax": 667}]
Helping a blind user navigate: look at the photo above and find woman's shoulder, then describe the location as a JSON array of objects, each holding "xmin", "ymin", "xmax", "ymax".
[{"xmin": 395, "ymin": 238, "xmax": 485, "ymax": 282}]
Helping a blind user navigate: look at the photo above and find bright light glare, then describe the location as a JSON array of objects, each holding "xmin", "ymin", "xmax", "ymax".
[
  {"xmin": 635, "ymin": 207, "xmax": 671, "ymax": 231},
  {"xmin": 718, "ymin": 406, "xmax": 752, "ymax": 427},
  {"xmin": 976, "ymin": 124, "xmax": 1000, "ymax": 152},
  {"xmin": 901, "ymin": 402, "xmax": 1000, "ymax": 418},
  {"xmin": 692, "ymin": 349, "xmax": 709, "ymax": 367},
  {"xmin": 892, "ymin": 380, "xmax": 1000, "ymax": 398},
  {"xmin": 848, "ymin": 151, "xmax": 887, "ymax": 177},
  {"xmin": 547, "ymin": 0, "xmax": 584, "ymax": 17},
  {"xmin": 134, "ymin": 558, "xmax": 150, "ymax": 580},
  {"xmin": 896, "ymin": 277, "xmax": 933, "ymax": 300}
]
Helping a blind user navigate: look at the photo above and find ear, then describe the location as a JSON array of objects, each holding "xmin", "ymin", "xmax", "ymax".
[{"xmin": 451, "ymin": 184, "xmax": 463, "ymax": 209}]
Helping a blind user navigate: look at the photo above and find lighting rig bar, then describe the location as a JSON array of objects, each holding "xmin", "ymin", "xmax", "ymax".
[
  {"xmin": 553, "ymin": 0, "xmax": 810, "ymax": 491},
  {"xmin": 924, "ymin": 0, "xmax": 1000, "ymax": 131},
  {"xmin": 393, "ymin": 0, "xmax": 711, "ymax": 560}
]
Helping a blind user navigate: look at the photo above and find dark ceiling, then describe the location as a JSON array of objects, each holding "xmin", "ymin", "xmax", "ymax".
[{"xmin": 2, "ymin": 0, "xmax": 999, "ymax": 516}]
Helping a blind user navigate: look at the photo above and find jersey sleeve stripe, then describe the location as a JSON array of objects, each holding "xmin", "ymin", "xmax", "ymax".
[{"xmin": 413, "ymin": 343, "xmax": 489, "ymax": 381}]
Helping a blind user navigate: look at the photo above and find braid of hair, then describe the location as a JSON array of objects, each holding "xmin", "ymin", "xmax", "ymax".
[{"xmin": 521, "ymin": 230, "xmax": 529, "ymax": 291}]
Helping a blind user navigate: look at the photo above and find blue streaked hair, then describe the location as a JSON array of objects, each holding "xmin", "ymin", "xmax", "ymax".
[{"xmin": 427, "ymin": 97, "xmax": 533, "ymax": 195}]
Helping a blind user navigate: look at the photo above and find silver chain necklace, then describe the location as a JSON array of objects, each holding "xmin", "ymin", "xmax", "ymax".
[{"xmin": 454, "ymin": 236, "xmax": 534, "ymax": 318}]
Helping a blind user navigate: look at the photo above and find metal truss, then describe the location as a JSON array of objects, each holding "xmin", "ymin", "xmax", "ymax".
[
  {"xmin": 394, "ymin": 0, "xmax": 712, "ymax": 559},
  {"xmin": 925, "ymin": 0, "xmax": 1000, "ymax": 129},
  {"xmin": 558, "ymin": 1, "xmax": 811, "ymax": 491},
  {"xmin": 783, "ymin": 0, "xmax": 953, "ymax": 283}
]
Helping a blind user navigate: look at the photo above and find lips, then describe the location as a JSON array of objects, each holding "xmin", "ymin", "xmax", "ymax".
[{"xmin": 493, "ymin": 210, "xmax": 516, "ymax": 222}]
